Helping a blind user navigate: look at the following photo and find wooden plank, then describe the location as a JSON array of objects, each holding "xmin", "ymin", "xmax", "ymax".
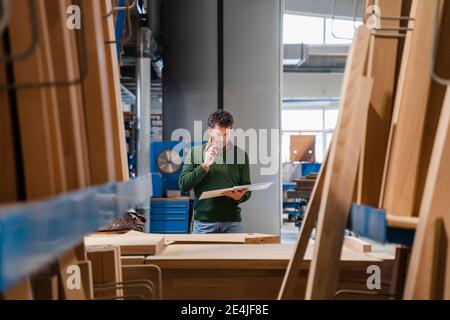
[
  {"xmin": 302, "ymin": 25, "xmax": 372, "ymax": 300},
  {"xmin": 85, "ymin": 233, "xmax": 165, "ymax": 255},
  {"xmin": 306, "ymin": 75, "xmax": 373, "ymax": 299},
  {"xmin": 358, "ymin": 0, "xmax": 404, "ymax": 206},
  {"xmin": 44, "ymin": 0, "xmax": 91, "ymax": 190},
  {"xmin": 100, "ymin": 0, "xmax": 129, "ymax": 181},
  {"xmin": 381, "ymin": 0, "xmax": 450, "ymax": 217},
  {"xmin": 77, "ymin": 0, "xmax": 116, "ymax": 184},
  {"xmin": 8, "ymin": 0, "xmax": 59, "ymax": 199},
  {"xmin": 404, "ymin": 89, "xmax": 450, "ymax": 299},
  {"xmin": 35, "ymin": 0, "xmax": 67, "ymax": 194},
  {"xmin": 344, "ymin": 236, "xmax": 372, "ymax": 253},
  {"xmin": 87, "ymin": 246, "xmax": 122, "ymax": 298},
  {"xmin": 57, "ymin": 247, "xmax": 87, "ymax": 300},
  {"xmin": 32, "ymin": 275, "xmax": 59, "ymax": 300},
  {"xmin": 278, "ymin": 152, "xmax": 328, "ymax": 300},
  {"xmin": 0, "ymin": 42, "xmax": 19, "ymax": 203},
  {"xmin": 145, "ymin": 244, "xmax": 386, "ymax": 270},
  {"xmin": 0, "ymin": 278, "xmax": 33, "ymax": 300}
]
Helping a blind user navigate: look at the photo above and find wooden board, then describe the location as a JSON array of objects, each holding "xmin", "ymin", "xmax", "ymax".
[
  {"xmin": 85, "ymin": 234, "xmax": 165, "ymax": 255},
  {"xmin": 44, "ymin": 0, "xmax": 91, "ymax": 190},
  {"xmin": 146, "ymin": 232, "xmax": 280, "ymax": 245},
  {"xmin": 290, "ymin": 135, "xmax": 316, "ymax": 162},
  {"xmin": 100, "ymin": 0, "xmax": 129, "ymax": 181},
  {"xmin": 87, "ymin": 246, "xmax": 122, "ymax": 298},
  {"xmin": 381, "ymin": 0, "xmax": 450, "ymax": 217},
  {"xmin": 0, "ymin": 42, "xmax": 19, "ymax": 203},
  {"xmin": 8, "ymin": 0, "xmax": 62, "ymax": 199},
  {"xmin": 305, "ymin": 26, "xmax": 373, "ymax": 300},
  {"xmin": 35, "ymin": 0, "xmax": 67, "ymax": 194},
  {"xmin": 144, "ymin": 244, "xmax": 390, "ymax": 270},
  {"xmin": 32, "ymin": 275, "xmax": 59, "ymax": 300},
  {"xmin": 344, "ymin": 236, "xmax": 372, "ymax": 253},
  {"xmin": 404, "ymin": 88, "xmax": 450, "ymax": 299},
  {"xmin": 358, "ymin": 0, "xmax": 404, "ymax": 206},
  {"xmin": 77, "ymin": 0, "xmax": 116, "ymax": 184},
  {"xmin": 57, "ymin": 247, "xmax": 87, "ymax": 300}
]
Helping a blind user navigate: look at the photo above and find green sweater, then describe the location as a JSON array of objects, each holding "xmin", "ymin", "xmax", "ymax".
[{"xmin": 179, "ymin": 144, "xmax": 252, "ymax": 222}]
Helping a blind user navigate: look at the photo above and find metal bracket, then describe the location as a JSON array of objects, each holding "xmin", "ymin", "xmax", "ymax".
[
  {"xmin": 330, "ymin": 0, "xmax": 360, "ymax": 41},
  {"xmin": 102, "ymin": 0, "xmax": 136, "ymax": 19},
  {"xmin": 335, "ymin": 289, "xmax": 398, "ymax": 299},
  {"xmin": 104, "ymin": 0, "xmax": 133, "ymax": 45},
  {"xmin": 368, "ymin": 5, "xmax": 415, "ymax": 39},
  {"xmin": 94, "ymin": 280, "xmax": 156, "ymax": 300}
]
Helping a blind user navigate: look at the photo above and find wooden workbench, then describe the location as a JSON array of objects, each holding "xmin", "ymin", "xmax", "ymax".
[{"xmin": 122, "ymin": 243, "xmax": 395, "ymax": 300}]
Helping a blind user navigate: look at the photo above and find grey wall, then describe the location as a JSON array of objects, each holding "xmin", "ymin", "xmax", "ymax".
[
  {"xmin": 224, "ymin": 0, "xmax": 283, "ymax": 235},
  {"xmin": 162, "ymin": 0, "xmax": 218, "ymax": 140}
]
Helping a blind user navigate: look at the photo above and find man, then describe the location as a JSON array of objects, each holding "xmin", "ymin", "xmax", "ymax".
[{"xmin": 179, "ymin": 110, "xmax": 252, "ymax": 234}]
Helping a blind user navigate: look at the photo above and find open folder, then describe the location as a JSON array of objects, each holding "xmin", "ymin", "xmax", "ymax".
[{"xmin": 199, "ymin": 182, "xmax": 274, "ymax": 200}]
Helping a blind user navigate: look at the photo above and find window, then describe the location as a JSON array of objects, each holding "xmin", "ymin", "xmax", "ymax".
[
  {"xmin": 283, "ymin": 14, "xmax": 324, "ymax": 45},
  {"xmin": 325, "ymin": 18, "xmax": 363, "ymax": 44},
  {"xmin": 283, "ymin": 14, "xmax": 362, "ymax": 45},
  {"xmin": 281, "ymin": 106, "xmax": 339, "ymax": 163}
]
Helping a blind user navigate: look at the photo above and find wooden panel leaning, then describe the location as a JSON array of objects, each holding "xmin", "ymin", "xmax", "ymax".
[
  {"xmin": 404, "ymin": 88, "xmax": 450, "ymax": 300},
  {"xmin": 381, "ymin": 0, "xmax": 450, "ymax": 217},
  {"xmin": 0, "ymin": 42, "xmax": 20, "ymax": 203},
  {"xmin": 7, "ymin": 0, "xmax": 67, "ymax": 199},
  {"xmin": 305, "ymin": 26, "xmax": 373, "ymax": 300},
  {"xmin": 75, "ymin": 0, "xmax": 117, "ymax": 184},
  {"xmin": 44, "ymin": 0, "xmax": 91, "ymax": 190},
  {"xmin": 357, "ymin": 0, "xmax": 406, "ymax": 206},
  {"xmin": 100, "ymin": 0, "xmax": 129, "ymax": 181}
]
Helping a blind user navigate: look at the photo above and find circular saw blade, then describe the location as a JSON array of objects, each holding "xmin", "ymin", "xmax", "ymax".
[{"xmin": 157, "ymin": 149, "xmax": 182, "ymax": 174}]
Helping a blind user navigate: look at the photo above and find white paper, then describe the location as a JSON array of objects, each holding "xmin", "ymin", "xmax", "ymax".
[{"xmin": 199, "ymin": 182, "xmax": 274, "ymax": 200}]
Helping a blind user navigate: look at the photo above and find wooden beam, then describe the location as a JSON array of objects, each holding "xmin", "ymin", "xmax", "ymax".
[
  {"xmin": 8, "ymin": 0, "xmax": 63, "ymax": 199},
  {"xmin": 44, "ymin": 0, "xmax": 91, "ymax": 190},
  {"xmin": 100, "ymin": 0, "xmax": 129, "ymax": 181},
  {"xmin": 77, "ymin": 0, "xmax": 116, "ymax": 184},
  {"xmin": 0, "ymin": 42, "xmax": 19, "ymax": 203},
  {"xmin": 381, "ymin": 0, "xmax": 450, "ymax": 217},
  {"xmin": 404, "ymin": 88, "xmax": 450, "ymax": 299},
  {"xmin": 304, "ymin": 26, "xmax": 373, "ymax": 300},
  {"xmin": 358, "ymin": 0, "xmax": 404, "ymax": 206}
]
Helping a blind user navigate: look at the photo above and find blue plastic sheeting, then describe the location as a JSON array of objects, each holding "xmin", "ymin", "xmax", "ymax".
[
  {"xmin": 0, "ymin": 176, "xmax": 150, "ymax": 292},
  {"xmin": 349, "ymin": 204, "xmax": 415, "ymax": 246}
]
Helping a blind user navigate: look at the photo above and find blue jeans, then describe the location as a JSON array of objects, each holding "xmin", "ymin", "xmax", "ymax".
[{"xmin": 192, "ymin": 220, "xmax": 243, "ymax": 234}]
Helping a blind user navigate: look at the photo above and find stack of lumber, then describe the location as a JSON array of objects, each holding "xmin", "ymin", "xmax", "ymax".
[
  {"xmin": 280, "ymin": 0, "xmax": 450, "ymax": 300},
  {"xmin": 288, "ymin": 175, "xmax": 317, "ymax": 199},
  {"xmin": 0, "ymin": 0, "xmax": 129, "ymax": 299},
  {"xmin": 0, "ymin": 0, "xmax": 128, "ymax": 203}
]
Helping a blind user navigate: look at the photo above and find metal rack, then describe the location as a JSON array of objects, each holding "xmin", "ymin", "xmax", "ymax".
[{"xmin": 0, "ymin": 176, "xmax": 151, "ymax": 292}]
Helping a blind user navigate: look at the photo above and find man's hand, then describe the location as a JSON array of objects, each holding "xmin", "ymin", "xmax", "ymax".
[
  {"xmin": 202, "ymin": 144, "xmax": 217, "ymax": 172},
  {"xmin": 222, "ymin": 188, "xmax": 248, "ymax": 202}
]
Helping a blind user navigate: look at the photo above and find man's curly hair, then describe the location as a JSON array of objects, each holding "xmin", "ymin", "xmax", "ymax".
[{"xmin": 207, "ymin": 110, "xmax": 234, "ymax": 128}]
